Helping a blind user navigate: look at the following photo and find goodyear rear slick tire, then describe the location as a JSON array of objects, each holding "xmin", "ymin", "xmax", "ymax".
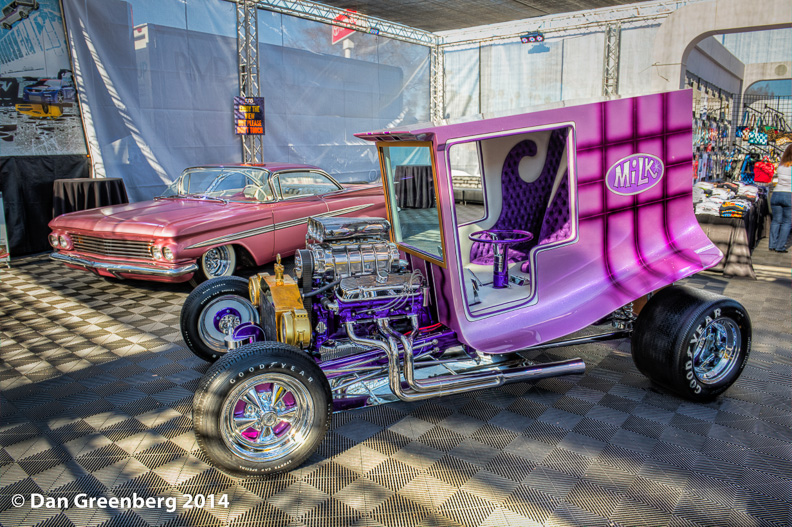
[
  {"xmin": 631, "ymin": 285, "xmax": 750, "ymax": 401},
  {"xmin": 193, "ymin": 342, "xmax": 331, "ymax": 477}
]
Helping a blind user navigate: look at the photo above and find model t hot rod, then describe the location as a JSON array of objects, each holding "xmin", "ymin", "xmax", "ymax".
[{"xmin": 180, "ymin": 90, "xmax": 750, "ymax": 476}]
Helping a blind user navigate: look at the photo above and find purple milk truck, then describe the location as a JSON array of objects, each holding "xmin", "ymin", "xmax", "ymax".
[{"xmin": 180, "ymin": 89, "xmax": 750, "ymax": 476}]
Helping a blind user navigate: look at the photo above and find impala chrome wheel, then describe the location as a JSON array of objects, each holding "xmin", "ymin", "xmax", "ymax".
[
  {"xmin": 692, "ymin": 317, "xmax": 741, "ymax": 385},
  {"xmin": 220, "ymin": 373, "xmax": 315, "ymax": 463},
  {"xmin": 198, "ymin": 294, "xmax": 258, "ymax": 353},
  {"xmin": 202, "ymin": 245, "xmax": 235, "ymax": 278}
]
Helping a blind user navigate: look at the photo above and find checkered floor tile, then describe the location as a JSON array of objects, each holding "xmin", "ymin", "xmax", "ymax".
[{"xmin": 1, "ymin": 242, "xmax": 790, "ymax": 527}]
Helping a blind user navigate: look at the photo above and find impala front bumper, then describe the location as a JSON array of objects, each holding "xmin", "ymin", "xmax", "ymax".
[{"xmin": 51, "ymin": 252, "xmax": 198, "ymax": 279}]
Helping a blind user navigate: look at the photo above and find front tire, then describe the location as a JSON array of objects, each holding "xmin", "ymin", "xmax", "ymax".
[
  {"xmin": 631, "ymin": 285, "xmax": 751, "ymax": 401},
  {"xmin": 181, "ymin": 277, "xmax": 259, "ymax": 362},
  {"xmin": 190, "ymin": 244, "xmax": 236, "ymax": 286},
  {"xmin": 193, "ymin": 342, "xmax": 331, "ymax": 477}
]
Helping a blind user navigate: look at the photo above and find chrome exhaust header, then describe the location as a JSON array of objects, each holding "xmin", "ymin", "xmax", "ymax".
[{"xmin": 344, "ymin": 317, "xmax": 586, "ymax": 402}]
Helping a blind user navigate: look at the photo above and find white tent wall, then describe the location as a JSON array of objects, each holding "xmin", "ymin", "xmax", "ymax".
[
  {"xmin": 617, "ymin": 26, "xmax": 661, "ymax": 98},
  {"xmin": 560, "ymin": 32, "xmax": 605, "ymax": 101},
  {"xmin": 444, "ymin": 46, "xmax": 480, "ymax": 119},
  {"xmin": 440, "ymin": 1, "xmax": 790, "ymax": 121},
  {"xmin": 444, "ymin": 31, "xmax": 604, "ymax": 119},
  {"xmin": 443, "ymin": 23, "xmax": 781, "ymax": 120},
  {"xmin": 443, "ymin": 27, "xmax": 659, "ymax": 120},
  {"xmin": 62, "ymin": 0, "xmax": 429, "ymax": 202},
  {"xmin": 480, "ymin": 41, "xmax": 562, "ymax": 113}
]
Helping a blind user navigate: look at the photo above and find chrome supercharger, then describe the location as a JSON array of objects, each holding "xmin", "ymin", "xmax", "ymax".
[{"xmin": 295, "ymin": 217, "xmax": 401, "ymax": 282}]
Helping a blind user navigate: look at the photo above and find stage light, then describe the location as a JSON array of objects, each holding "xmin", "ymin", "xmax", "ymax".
[
  {"xmin": 368, "ymin": 27, "xmax": 380, "ymax": 35},
  {"xmin": 520, "ymin": 32, "xmax": 544, "ymax": 43}
]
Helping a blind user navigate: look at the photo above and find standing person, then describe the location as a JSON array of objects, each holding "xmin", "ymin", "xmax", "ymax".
[{"xmin": 769, "ymin": 144, "xmax": 792, "ymax": 252}]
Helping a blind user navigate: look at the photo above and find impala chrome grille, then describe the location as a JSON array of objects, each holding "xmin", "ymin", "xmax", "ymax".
[{"xmin": 71, "ymin": 235, "xmax": 153, "ymax": 260}]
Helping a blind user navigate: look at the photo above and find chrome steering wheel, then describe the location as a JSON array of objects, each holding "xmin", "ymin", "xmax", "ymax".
[{"xmin": 469, "ymin": 229, "xmax": 533, "ymax": 288}]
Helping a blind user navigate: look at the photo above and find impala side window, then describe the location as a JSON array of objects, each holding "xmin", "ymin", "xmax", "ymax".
[{"xmin": 276, "ymin": 171, "xmax": 341, "ymax": 198}]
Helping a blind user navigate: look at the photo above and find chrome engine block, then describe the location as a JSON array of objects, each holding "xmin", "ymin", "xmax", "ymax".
[{"xmin": 337, "ymin": 273, "xmax": 423, "ymax": 301}]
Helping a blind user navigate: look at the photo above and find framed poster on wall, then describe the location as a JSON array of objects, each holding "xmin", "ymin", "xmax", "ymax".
[{"xmin": 0, "ymin": 192, "xmax": 9, "ymax": 266}]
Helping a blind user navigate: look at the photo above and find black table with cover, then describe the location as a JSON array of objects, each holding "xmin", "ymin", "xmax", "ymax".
[
  {"xmin": 696, "ymin": 212, "xmax": 757, "ymax": 279},
  {"xmin": 394, "ymin": 165, "xmax": 435, "ymax": 209},
  {"xmin": 696, "ymin": 214, "xmax": 756, "ymax": 278},
  {"xmin": 695, "ymin": 193, "xmax": 770, "ymax": 279},
  {"xmin": 0, "ymin": 155, "xmax": 91, "ymax": 256},
  {"xmin": 53, "ymin": 177, "xmax": 129, "ymax": 217}
]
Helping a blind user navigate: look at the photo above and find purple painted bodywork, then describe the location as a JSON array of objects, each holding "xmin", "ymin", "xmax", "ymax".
[{"xmin": 357, "ymin": 90, "xmax": 721, "ymax": 353}]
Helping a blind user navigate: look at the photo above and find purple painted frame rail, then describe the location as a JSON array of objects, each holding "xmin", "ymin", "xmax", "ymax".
[{"xmin": 357, "ymin": 90, "xmax": 721, "ymax": 354}]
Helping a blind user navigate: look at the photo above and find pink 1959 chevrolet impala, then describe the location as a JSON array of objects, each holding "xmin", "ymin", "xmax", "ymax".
[{"xmin": 48, "ymin": 164, "xmax": 386, "ymax": 284}]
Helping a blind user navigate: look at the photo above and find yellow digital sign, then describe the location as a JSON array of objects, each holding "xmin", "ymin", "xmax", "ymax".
[{"xmin": 233, "ymin": 96, "xmax": 265, "ymax": 135}]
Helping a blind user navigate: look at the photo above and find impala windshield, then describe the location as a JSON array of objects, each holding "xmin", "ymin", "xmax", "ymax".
[{"xmin": 160, "ymin": 167, "xmax": 274, "ymax": 202}]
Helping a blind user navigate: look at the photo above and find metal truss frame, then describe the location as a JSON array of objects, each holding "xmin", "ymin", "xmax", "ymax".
[
  {"xmin": 231, "ymin": 0, "xmax": 442, "ymax": 155},
  {"xmin": 241, "ymin": 0, "xmax": 436, "ymax": 46},
  {"xmin": 231, "ymin": 0, "xmax": 695, "ymax": 148},
  {"xmin": 438, "ymin": 0, "xmax": 701, "ymax": 47},
  {"xmin": 237, "ymin": 0, "xmax": 263, "ymax": 164},
  {"xmin": 430, "ymin": 44, "xmax": 445, "ymax": 122},
  {"xmin": 602, "ymin": 23, "xmax": 621, "ymax": 97}
]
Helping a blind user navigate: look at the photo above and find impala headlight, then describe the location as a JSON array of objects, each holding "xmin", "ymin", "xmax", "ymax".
[
  {"xmin": 58, "ymin": 235, "xmax": 72, "ymax": 250},
  {"xmin": 151, "ymin": 246, "xmax": 162, "ymax": 260},
  {"xmin": 49, "ymin": 234, "xmax": 59, "ymax": 247},
  {"xmin": 162, "ymin": 247, "xmax": 174, "ymax": 261}
]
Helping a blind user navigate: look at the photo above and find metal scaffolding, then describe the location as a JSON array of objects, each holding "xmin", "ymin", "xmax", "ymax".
[
  {"xmin": 603, "ymin": 23, "xmax": 621, "ymax": 97},
  {"xmin": 232, "ymin": 0, "xmax": 670, "ymax": 144},
  {"xmin": 438, "ymin": 0, "xmax": 693, "ymax": 46},
  {"xmin": 430, "ymin": 44, "xmax": 445, "ymax": 122},
  {"xmin": 237, "ymin": 0, "xmax": 263, "ymax": 164},
  {"xmin": 243, "ymin": 0, "xmax": 436, "ymax": 46},
  {"xmin": 230, "ymin": 0, "xmax": 441, "ymax": 133}
]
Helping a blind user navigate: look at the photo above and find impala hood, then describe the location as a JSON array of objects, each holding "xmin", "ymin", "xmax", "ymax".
[{"xmin": 49, "ymin": 198, "xmax": 265, "ymax": 238}]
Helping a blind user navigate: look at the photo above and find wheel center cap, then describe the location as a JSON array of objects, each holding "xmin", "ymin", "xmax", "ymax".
[
  {"xmin": 219, "ymin": 314, "xmax": 241, "ymax": 332},
  {"xmin": 261, "ymin": 412, "xmax": 277, "ymax": 427}
]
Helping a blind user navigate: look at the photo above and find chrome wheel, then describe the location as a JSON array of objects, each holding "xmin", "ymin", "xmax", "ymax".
[
  {"xmin": 221, "ymin": 373, "xmax": 315, "ymax": 463},
  {"xmin": 692, "ymin": 317, "xmax": 741, "ymax": 384},
  {"xmin": 202, "ymin": 245, "xmax": 235, "ymax": 278},
  {"xmin": 198, "ymin": 295, "xmax": 258, "ymax": 352}
]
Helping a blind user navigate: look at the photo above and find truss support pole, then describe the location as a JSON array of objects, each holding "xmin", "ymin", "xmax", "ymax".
[
  {"xmin": 237, "ymin": 0, "xmax": 262, "ymax": 164},
  {"xmin": 430, "ymin": 44, "xmax": 445, "ymax": 122},
  {"xmin": 602, "ymin": 23, "xmax": 620, "ymax": 97}
]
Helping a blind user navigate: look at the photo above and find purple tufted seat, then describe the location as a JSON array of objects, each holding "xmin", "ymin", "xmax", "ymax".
[
  {"xmin": 538, "ymin": 170, "xmax": 571, "ymax": 246},
  {"xmin": 516, "ymin": 169, "xmax": 572, "ymax": 273},
  {"xmin": 470, "ymin": 129, "xmax": 567, "ymax": 266}
]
